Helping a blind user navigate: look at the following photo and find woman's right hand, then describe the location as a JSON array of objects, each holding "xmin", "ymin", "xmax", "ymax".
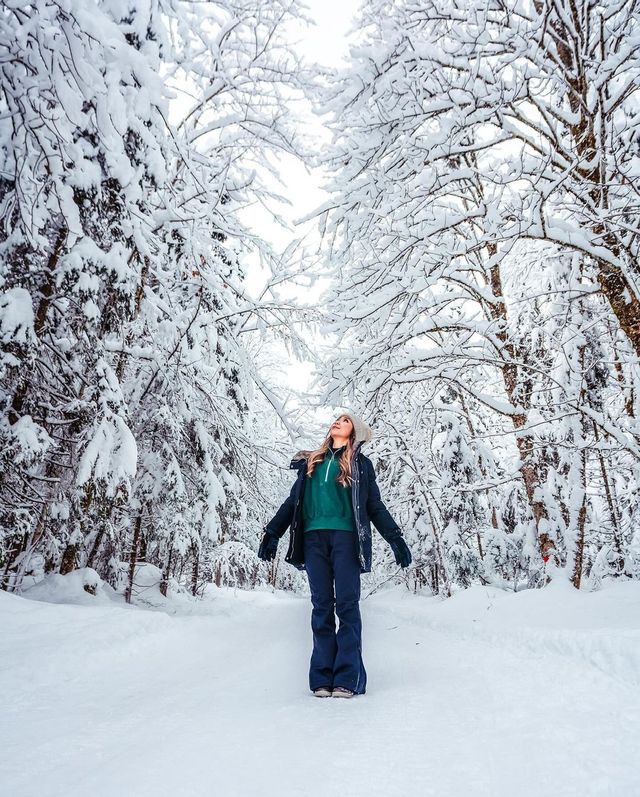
[{"xmin": 258, "ymin": 530, "xmax": 279, "ymax": 561}]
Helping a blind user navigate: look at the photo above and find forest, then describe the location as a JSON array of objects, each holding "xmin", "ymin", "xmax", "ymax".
[{"xmin": 2, "ymin": 0, "xmax": 640, "ymax": 601}]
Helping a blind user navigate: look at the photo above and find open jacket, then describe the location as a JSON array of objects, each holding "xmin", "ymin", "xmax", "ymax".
[{"xmin": 265, "ymin": 443, "xmax": 403, "ymax": 573}]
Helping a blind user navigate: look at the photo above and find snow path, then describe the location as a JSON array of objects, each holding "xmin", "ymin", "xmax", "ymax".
[{"xmin": 2, "ymin": 583, "xmax": 639, "ymax": 797}]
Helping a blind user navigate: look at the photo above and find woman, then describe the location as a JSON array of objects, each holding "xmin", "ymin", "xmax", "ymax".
[{"xmin": 258, "ymin": 412, "xmax": 412, "ymax": 698}]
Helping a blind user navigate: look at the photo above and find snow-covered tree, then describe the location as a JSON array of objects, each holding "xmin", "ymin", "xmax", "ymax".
[
  {"xmin": 0, "ymin": 0, "xmax": 312, "ymax": 593},
  {"xmin": 316, "ymin": 0, "xmax": 640, "ymax": 591}
]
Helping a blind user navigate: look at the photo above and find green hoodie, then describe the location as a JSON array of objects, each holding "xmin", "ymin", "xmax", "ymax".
[{"xmin": 302, "ymin": 446, "xmax": 356, "ymax": 532}]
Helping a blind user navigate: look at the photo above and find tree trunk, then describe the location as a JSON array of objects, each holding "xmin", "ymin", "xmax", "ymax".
[
  {"xmin": 85, "ymin": 529, "xmax": 105, "ymax": 570},
  {"xmin": 458, "ymin": 391, "xmax": 491, "ymax": 556},
  {"xmin": 596, "ymin": 266, "xmax": 640, "ymax": 358},
  {"xmin": 543, "ymin": 1, "xmax": 640, "ymax": 357},
  {"xmin": 424, "ymin": 500, "xmax": 451, "ymax": 597},
  {"xmin": 125, "ymin": 513, "xmax": 143, "ymax": 604},
  {"xmin": 592, "ymin": 422, "xmax": 625, "ymax": 574},
  {"xmin": 160, "ymin": 547, "xmax": 173, "ymax": 597},
  {"xmin": 7, "ymin": 228, "xmax": 67, "ymax": 425},
  {"xmin": 487, "ymin": 260, "xmax": 555, "ymax": 562},
  {"xmin": 191, "ymin": 554, "xmax": 199, "ymax": 597},
  {"xmin": 571, "ymin": 449, "xmax": 588, "ymax": 590},
  {"xmin": 1, "ymin": 532, "xmax": 29, "ymax": 591},
  {"xmin": 59, "ymin": 542, "xmax": 79, "ymax": 575}
]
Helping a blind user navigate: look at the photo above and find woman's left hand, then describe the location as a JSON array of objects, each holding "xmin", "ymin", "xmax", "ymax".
[{"xmin": 389, "ymin": 537, "xmax": 412, "ymax": 568}]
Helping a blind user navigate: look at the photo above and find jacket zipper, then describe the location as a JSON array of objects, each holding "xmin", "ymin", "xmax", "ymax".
[
  {"xmin": 351, "ymin": 448, "xmax": 366, "ymax": 570},
  {"xmin": 324, "ymin": 449, "xmax": 336, "ymax": 482}
]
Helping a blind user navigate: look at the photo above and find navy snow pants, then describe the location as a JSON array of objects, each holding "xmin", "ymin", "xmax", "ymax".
[{"xmin": 304, "ymin": 530, "xmax": 367, "ymax": 694}]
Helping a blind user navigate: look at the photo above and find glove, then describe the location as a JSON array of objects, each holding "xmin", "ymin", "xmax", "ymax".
[
  {"xmin": 389, "ymin": 537, "xmax": 412, "ymax": 568},
  {"xmin": 258, "ymin": 530, "xmax": 279, "ymax": 562}
]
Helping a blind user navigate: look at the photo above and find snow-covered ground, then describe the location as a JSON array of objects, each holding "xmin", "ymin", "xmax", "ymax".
[{"xmin": 2, "ymin": 574, "xmax": 639, "ymax": 797}]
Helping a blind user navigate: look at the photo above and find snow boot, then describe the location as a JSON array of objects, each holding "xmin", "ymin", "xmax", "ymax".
[
  {"xmin": 313, "ymin": 687, "xmax": 332, "ymax": 698},
  {"xmin": 331, "ymin": 687, "xmax": 354, "ymax": 698}
]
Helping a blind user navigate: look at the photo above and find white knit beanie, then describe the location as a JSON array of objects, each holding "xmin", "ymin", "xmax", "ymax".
[{"xmin": 334, "ymin": 412, "xmax": 373, "ymax": 445}]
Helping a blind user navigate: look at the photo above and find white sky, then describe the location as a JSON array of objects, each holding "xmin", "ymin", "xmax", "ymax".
[{"xmin": 298, "ymin": 0, "xmax": 361, "ymax": 63}]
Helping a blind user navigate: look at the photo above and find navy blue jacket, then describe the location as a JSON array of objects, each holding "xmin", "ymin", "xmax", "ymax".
[{"xmin": 265, "ymin": 444, "xmax": 403, "ymax": 573}]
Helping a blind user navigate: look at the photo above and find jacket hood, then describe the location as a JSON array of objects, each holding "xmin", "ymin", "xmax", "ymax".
[{"xmin": 291, "ymin": 450, "xmax": 312, "ymax": 467}]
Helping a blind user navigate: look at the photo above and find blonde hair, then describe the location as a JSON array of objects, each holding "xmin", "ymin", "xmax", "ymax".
[{"xmin": 306, "ymin": 426, "xmax": 355, "ymax": 487}]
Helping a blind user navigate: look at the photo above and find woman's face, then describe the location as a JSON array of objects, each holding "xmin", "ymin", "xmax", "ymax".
[{"xmin": 330, "ymin": 415, "xmax": 354, "ymax": 440}]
